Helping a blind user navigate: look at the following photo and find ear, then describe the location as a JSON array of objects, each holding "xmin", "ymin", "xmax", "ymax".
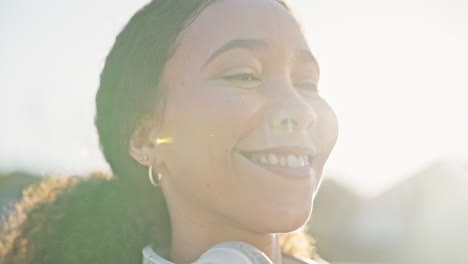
[{"xmin": 128, "ymin": 116, "xmax": 160, "ymax": 166}]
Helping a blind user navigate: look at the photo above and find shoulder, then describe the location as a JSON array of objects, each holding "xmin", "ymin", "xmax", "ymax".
[
  {"xmin": 283, "ymin": 253, "xmax": 330, "ymax": 264},
  {"xmin": 279, "ymin": 227, "xmax": 329, "ymax": 264},
  {"xmin": 0, "ymin": 171, "xmax": 134, "ymax": 264}
]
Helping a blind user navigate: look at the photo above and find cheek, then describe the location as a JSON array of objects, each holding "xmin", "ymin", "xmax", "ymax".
[
  {"xmin": 201, "ymin": 91, "xmax": 266, "ymax": 151},
  {"xmin": 314, "ymin": 100, "xmax": 339, "ymax": 160},
  {"xmin": 160, "ymin": 84, "xmax": 265, "ymax": 203}
]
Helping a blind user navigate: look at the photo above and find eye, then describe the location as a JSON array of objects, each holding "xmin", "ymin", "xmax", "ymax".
[
  {"xmin": 222, "ymin": 73, "xmax": 261, "ymax": 89},
  {"xmin": 223, "ymin": 73, "xmax": 260, "ymax": 82},
  {"xmin": 295, "ymin": 81, "xmax": 319, "ymax": 95}
]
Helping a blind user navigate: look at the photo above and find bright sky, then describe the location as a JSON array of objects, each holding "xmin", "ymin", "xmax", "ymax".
[{"xmin": 1, "ymin": 0, "xmax": 467, "ymax": 197}]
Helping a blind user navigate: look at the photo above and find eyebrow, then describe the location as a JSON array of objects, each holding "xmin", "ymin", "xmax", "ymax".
[
  {"xmin": 203, "ymin": 39, "xmax": 268, "ymax": 67},
  {"xmin": 203, "ymin": 38, "xmax": 320, "ymax": 73}
]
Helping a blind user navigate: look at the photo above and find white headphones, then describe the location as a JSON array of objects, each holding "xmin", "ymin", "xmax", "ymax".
[{"xmin": 143, "ymin": 241, "xmax": 273, "ymax": 264}]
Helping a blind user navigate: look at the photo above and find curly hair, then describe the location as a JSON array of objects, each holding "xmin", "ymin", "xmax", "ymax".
[
  {"xmin": 1, "ymin": 173, "xmax": 320, "ymax": 263},
  {"xmin": 1, "ymin": 0, "xmax": 322, "ymax": 263}
]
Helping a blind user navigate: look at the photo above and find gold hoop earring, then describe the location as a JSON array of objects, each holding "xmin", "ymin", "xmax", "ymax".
[{"xmin": 148, "ymin": 165, "xmax": 162, "ymax": 187}]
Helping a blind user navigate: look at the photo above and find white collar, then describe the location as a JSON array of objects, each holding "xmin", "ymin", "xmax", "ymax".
[
  {"xmin": 142, "ymin": 245, "xmax": 172, "ymax": 264},
  {"xmin": 142, "ymin": 244, "xmax": 320, "ymax": 264}
]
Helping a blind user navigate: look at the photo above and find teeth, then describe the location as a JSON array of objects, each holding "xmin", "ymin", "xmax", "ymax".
[
  {"xmin": 298, "ymin": 156, "xmax": 305, "ymax": 167},
  {"xmin": 287, "ymin": 154, "xmax": 299, "ymax": 168},
  {"xmin": 279, "ymin": 155, "xmax": 287, "ymax": 166},
  {"xmin": 247, "ymin": 152, "xmax": 310, "ymax": 168},
  {"xmin": 268, "ymin": 153, "xmax": 279, "ymax": 165}
]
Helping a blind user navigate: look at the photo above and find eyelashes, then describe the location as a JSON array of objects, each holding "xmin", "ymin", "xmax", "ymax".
[
  {"xmin": 222, "ymin": 73, "xmax": 261, "ymax": 89},
  {"xmin": 294, "ymin": 82, "xmax": 319, "ymax": 93},
  {"xmin": 222, "ymin": 73, "xmax": 261, "ymax": 82},
  {"xmin": 221, "ymin": 72, "xmax": 319, "ymax": 96}
]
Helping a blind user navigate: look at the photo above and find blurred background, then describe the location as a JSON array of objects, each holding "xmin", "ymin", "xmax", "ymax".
[{"xmin": 1, "ymin": 0, "xmax": 467, "ymax": 263}]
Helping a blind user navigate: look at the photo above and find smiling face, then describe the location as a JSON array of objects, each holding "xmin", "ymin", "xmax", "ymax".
[{"xmin": 153, "ymin": 0, "xmax": 338, "ymax": 233}]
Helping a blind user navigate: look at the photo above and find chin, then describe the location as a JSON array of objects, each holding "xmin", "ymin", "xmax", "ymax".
[
  {"xmin": 278, "ymin": 209, "xmax": 312, "ymax": 233},
  {"xmin": 253, "ymin": 203, "xmax": 314, "ymax": 234}
]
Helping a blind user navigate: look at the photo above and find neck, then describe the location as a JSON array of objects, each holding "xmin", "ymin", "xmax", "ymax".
[{"xmin": 165, "ymin": 197, "xmax": 282, "ymax": 264}]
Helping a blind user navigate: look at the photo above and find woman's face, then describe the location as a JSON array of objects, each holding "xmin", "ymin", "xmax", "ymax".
[{"xmin": 155, "ymin": 0, "xmax": 338, "ymax": 233}]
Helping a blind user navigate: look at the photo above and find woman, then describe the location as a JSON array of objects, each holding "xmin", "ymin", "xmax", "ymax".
[{"xmin": 0, "ymin": 0, "xmax": 338, "ymax": 263}]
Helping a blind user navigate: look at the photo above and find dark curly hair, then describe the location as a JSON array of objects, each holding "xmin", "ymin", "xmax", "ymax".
[
  {"xmin": 94, "ymin": 0, "xmax": 216, "ymax": 253},
  {"xmin": 1, "ymin": 0, "xmax": 321, "ymax": 263}
]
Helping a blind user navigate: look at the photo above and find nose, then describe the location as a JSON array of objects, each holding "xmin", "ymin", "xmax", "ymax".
[{"xmin": 268, "ymin": 94, "xmax": 318, "ymax": 133}]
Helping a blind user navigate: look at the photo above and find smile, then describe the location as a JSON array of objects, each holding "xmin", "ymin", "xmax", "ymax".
[
  {"xmin": 238, "ymin": 147, "xmax": 317, "ymax": 179},
  {"xmin": 242, "ymin": 152, "xmax": 310, "ymax": 168}
]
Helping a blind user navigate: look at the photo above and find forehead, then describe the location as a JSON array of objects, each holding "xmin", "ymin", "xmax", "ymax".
[{"xmin": 174, "ymin": 0, "xmax": 308, "ymax": 58}]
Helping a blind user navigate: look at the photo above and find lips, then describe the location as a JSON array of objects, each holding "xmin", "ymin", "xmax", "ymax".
[{"xmin": 238, "ymin": 147, "xmax": 317, "ymax": 178}]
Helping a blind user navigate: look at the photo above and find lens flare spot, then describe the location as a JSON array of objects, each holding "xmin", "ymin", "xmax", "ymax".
[{"xmin": 155, "ymin": 137, "xmax": 174, "ymax": 145}]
